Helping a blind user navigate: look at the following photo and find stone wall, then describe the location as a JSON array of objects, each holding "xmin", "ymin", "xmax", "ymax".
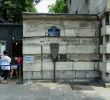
[
  {"xmin": 99, "ymin": 12, "xmax": 110, "ymax": 82},
  {"xmin": 68, "ymin": 0, "xmax": 110, "ymax": 14},
  {"xmin": 68, "ymin": 0, "xmax": 88, "ymax": 14},
  {"xmin": 23, "ymin": 14, "xmax": 99, "ymax": 81}
]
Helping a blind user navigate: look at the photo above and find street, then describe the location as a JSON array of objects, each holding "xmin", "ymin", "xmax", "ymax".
[{"xmin": 0, "ymin": 80, "xmax": 110, "ymax": 100}]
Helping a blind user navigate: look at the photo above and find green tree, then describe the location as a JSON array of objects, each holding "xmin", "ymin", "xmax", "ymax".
[
  {"xmin": 0, "ymin": 0, "xmax": 36, "ymax": 23},
  {"xmin": 49, "ymin": 0, "xmax": 68, "ymax": 13}
]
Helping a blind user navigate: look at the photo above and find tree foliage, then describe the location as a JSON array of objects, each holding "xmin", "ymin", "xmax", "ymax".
[
  {"xmin": 49, "ymin": 0, "xmax": 68, "ymax": 13},
  {"xmin": 0, "ymin": 0, "xmax": 36, "ymax": 23}
]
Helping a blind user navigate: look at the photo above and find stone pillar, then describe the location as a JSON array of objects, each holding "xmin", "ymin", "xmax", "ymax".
[{"xmin": 99, "ymin": 12, "xmax": 110, "ymax": 82}]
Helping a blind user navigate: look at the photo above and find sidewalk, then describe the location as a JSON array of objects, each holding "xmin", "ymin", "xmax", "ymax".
[{"xmin": 0, "ymin": 80, "xmax": 110, "ymax": 100}]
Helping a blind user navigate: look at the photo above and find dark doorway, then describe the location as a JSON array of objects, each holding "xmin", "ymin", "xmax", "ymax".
[
  {"xmin": 12, "ymin": 41, "xmax": 22, "ymax": 57},
  {"xmin": 11, "ymin": 41, "xmax": 23, "ymax": 81}
]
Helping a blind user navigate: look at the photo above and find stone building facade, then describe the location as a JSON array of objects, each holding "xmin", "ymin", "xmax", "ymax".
[
  {"xmin": 23, "ymin": 14, "xmax": 99, "ymax": 82},
  {"xmin": 68, "ymin": 0, "xmax": 110, "ymax": 14},
  {"xmin": 22, "ymin": 0, "xmax": 110, "ymax": 83},
  {"xmin": 67, "ymin": 0, "xmax": 110, "ymax": 82}
]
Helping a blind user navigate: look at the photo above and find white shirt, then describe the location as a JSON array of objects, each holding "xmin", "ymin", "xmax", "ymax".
[{"xmin": 1, "ymin": 55, "xmax": 11, "ymax": 70}]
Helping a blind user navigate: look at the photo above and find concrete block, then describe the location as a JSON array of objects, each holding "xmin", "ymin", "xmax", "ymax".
[
  {"xmin": 43, "ymin": 71, "xmax": 53, "ymax": 79},
  {"xmin": 64, "ymin": 21, "xmax": 98, "ymax": 28},
  {"xmin": 59, "ymin": 45, "xmax": 67, "ymax": 53},
  {"xmin": 23, "ymin": 71, "xmax": 27, "ymax": 79},
  {"xmin": 107, "ymin": 0, "xmax": 110, "ymax": 9},
  {"xmin": 45, "ymin": 20, "xmax": 61, "ymax": 26},
  {"xmin": 56, "ymin": 62, "xmax": 74, "ymax": 70},
  {"xmin": 23, "ymin": 71, "xmax": 42, "ymax": 80},
  {"xmin": 99, "ymin": 62, "xmax": 110, "ymax": 73},
  {"xmin": 23, "ymin": 29, "xmax": 45, "ymax": 37},
  {"xmin": 23, "ymin": 38, "xmax": 41, "ymax": 44},
  {"xmin": 65, "ymin": 29, "xmax": 76, "ymax": 36},
  {"xmin": 101, "ymin": 25, "xmax": 110, "ymax": 36},
  {"xmin": 94, "ymin": 62, "xmax": 99, "ymax": 70},
  {"xmin": 23, "ymin": 44, "xmax": 41, "ymax": 54},
  {"xmin": 74, "ymin": 62, "xmax": 95, "ymax": 70},
  {"xmin": 102, "ymin": 17, "xmax": 106, "ymax": 27},
  {"xmin": 23, "ymin": 62, "xmax": 41, "ymax": 71},
  {"xmin": 43, "ymin": 62, "xmax": 53, "ymax": 70},
  {"xmin": 23, "ymin": 20, "xmax": 45, "ymax": 29},
  {"xmin": 78, "ymin": 29, "xmax": 99, "ymax": 37},
  {"xmin": 43, "ymin": 45, "xmax": 50, "ymax": 53},
  {"xmin": 42, "ymin": 54, "xmax": 52, "ymax": 62},
  {"xmin": 32, "ymin": 72, "xmax": 42, "ymax": 79},
  {"xmin": 67, "ymin": 53, "xmax": 99, "ymax": 61},
  {"xmin": 56, "ymin": 71, "xmax": 75, "ymax": 79},
  {"xmin": 23, "ymin": 71, "xmax": 33, "ymax": 79},
  {"xmin": 100, "ymin": 44, "xmax": 110, "ymax": 53},
  {"xmin": 75, "ymin": 71, "xmax": 86, "ymax": 79},
  {"xmin": 102, "ymin": 72, "xmax": 110, "ymax": 82},
  {"xmin": 67, "ymin": 45, "xmax": 98, "ymax": 53},
  {"xmin": 86, "ymin": 71, "xmax": 99, "ymax": 78}
]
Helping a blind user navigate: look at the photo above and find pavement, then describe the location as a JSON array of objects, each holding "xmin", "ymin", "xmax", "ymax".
[{"xmin": 0, "ymin": 79, "xmax": 110, "ymax": 100}]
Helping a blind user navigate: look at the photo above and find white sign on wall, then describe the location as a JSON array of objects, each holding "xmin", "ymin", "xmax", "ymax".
[{"xmin": 24, "ymin": 56, "xmax": 34, "ymax": 63}]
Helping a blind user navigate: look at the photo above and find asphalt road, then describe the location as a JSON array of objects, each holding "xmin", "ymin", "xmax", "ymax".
[{"xmin": 0, "ymin": 80, "xmax": 109, "ymax": 100}]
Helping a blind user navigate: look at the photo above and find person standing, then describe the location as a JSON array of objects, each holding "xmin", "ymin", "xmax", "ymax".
[
  {"xmin": 16, "ymin": 55, "xmax": 23, "ymax": 84},
  {"xmin": 10, "ymin": 57, "xmax": 18, "ymax": 79},
  {"xmin": 0, "ymin": 50, "xmax": 11, "ymax": 83},
  {"xmin": 17, "ymin": 55, "xmax": 23, "ymax": 78}
]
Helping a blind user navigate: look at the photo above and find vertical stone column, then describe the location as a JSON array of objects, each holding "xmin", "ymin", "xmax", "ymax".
[{"xmin": 99, "ymin": 12, "xmax": 110, "ymax": 82}]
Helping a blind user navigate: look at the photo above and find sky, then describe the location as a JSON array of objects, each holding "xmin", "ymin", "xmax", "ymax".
[{"xmin": 34, "ymin": 0, "xmax": 56, "ymax": 13}]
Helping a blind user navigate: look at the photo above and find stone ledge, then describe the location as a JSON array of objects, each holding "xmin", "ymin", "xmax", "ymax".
[{"xmin": 98, "ymin": 80, "xmax": 110, "ymax": 88}]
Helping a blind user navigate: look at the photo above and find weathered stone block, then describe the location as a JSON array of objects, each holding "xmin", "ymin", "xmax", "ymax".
[
  {"xmin": 99, "ymin": 62, "xmax": 110, "ymax": 73},
  {"xmin": 65, "ymin": 29, "xmax": 76, "ymax": 36},
  {"xmin": 101, "ymin": 26, "xmax": 110, "ymax": 36},
  {"xmin": 67, "ymin": 53, "xmax": 99, "ymax": 61},
  {"xmin": 23, "ymin": 71, "xmax": 42, "ymax": 80},
  {"xmin": 43, "ymin": 62, "xmax": 53, "ymax": 70},
  {"xmin": 56, "ymin": 62, "xmax": 74, "ymax": 70},
  {"xmin": 32, "ymin": 72, "xmax": 42, "ymax": 79},
  {"xmin": 56, "ymin": 71, "xmax": 75, "ymax": 79},
  {"xmin": 74, "ymin": 62, "xmax": 95, "ymax": 70},
  {"xmin": 64, "ymin": 21, "xmax": 98, "ymax": 28},
  {"xmin": 23, "ymin": 62, "xmax": 41, "ymax": 71},
  {"xmin": 102, "ymin": 72, "xmax": 110, "ymax": 82},
  {"xmin": 43, "ymin": 71, "xmax": 54, "ymax": 79},
  {"xmin": 23, "ymin": 38, "xmax": 41, "ymax": 44},
  {"xmin": 94, "ymin": 62, "xmax": 99, "ymax": 70},
  {"xmin": 43, "ymin": 45, "xmax": 50, "ymax": 53},
  {"xmin": 107, "ymin": 0, "xmax": 110, "ymax": 9},
  {"xmin": 23, "ymin": 71, "xmax": 33, "ymax": 79},
  {"xmin": 100, "ymin": 44, "xmax": 110, "ymax": 53},
  {"xmin": 75, "ymin": 71, "xmax": 86, "ymax": 79},
  {"xmin": 86, "ymin": 71, "xmax": 99, "ymax": 78},
  {"xmin": 23, "ymin": 20, "xmax": 45, "ymax": 29},
  {"xmin": 65, "ymin": 28, "xmax": 98, "ymax": 37},
  {"xmin": 67, "ymin": 45, "xmax": 98, "ymax": 53},
  {"xmin": 23, "ymin": 44, "xmax": 41, "ymax": 54},
  {"xmin": 23, "ymin": 29, "xmax": 45, "ymax": 37},
  {"xmin": 59, "ymin": 45, "xmax": 67, "ymax": 53}
]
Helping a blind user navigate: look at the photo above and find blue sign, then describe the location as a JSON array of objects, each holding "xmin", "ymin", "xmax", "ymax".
[
  {"xmin": 48, "ymin": 26, "xmax": 60, "ymax": 37},
  {"xmin": 24, "ymin": 56, "xmax": 34, "ymax": 63}
]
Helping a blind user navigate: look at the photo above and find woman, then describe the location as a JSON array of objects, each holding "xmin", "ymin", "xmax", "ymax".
[
  {"xmin": 10, "ymin": 57, "xmax": 18, "ymax": 79},
  {"xmin": 0, "ymin": 50, "xmax": 11, "ymax": 83}
]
